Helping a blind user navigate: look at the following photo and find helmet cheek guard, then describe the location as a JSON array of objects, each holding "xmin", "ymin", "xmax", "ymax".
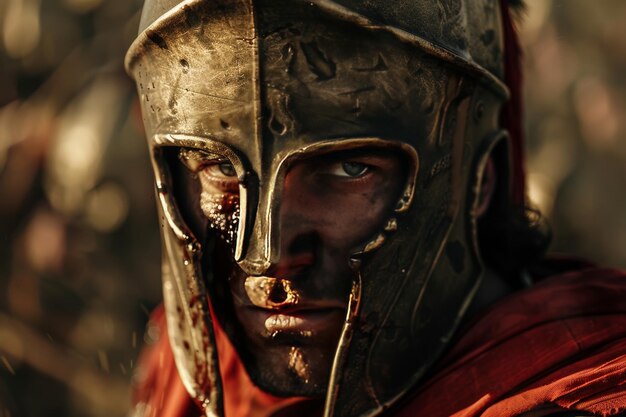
[{"xmin": 126, "ymin": 1, "xmax": 512, "ymax": 416}]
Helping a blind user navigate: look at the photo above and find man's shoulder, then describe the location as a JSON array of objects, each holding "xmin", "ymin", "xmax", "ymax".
[
  {"xmin": 402, "ymin": 263, "xmax": 626, "ymax": 417},
  {"xmin": 535, "ymin": 412, "xmax": 626, "ymax": 417}
]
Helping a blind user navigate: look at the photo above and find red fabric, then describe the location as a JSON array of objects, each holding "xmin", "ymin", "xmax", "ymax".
[
  {"xmin": 133, "ymin": 268, "xmax": 626, "ymax": 417},
  {"xmin": 131, "ymin": 307, "xmax": 200, "ymax": 417},
  {"xmin": 399, "ymin": 267, "xmax": 626, "ymax": 417},
  {"xmin": 500, "ymin": 0, "xmax": 527, "ymax": 206}
]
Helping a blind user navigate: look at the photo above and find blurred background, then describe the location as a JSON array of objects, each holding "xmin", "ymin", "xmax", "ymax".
[{"xmin": 0, "ymin": 1, "xmax": 625, "ymax": 416}]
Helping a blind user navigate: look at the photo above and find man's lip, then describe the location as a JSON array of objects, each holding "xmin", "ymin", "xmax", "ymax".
[{"xmin": 262, "ymin": 308, "xmax": 345, "ymax": 336}]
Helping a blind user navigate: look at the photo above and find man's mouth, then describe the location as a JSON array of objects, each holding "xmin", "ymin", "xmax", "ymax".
[
  {"xmin": 263, "ymin": 309, "xmax": 345, "ymax": 338},
  {"xmin": 266, "ymin": 314, "xmax": 306, "ymax": 333},
  {"xmin": 241, "ymin": 275, "xmax": 347, "ymax": 341}
]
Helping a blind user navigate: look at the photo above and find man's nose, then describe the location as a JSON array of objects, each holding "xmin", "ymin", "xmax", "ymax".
[
  {"xmin": 267, "ymin": 231, "xmax": 318, "ymax": 278},
  {"xmin": 269, "ymin": 173, "xmax": 321, "ymax": 278},
  {"xmin": 236, "ymin": 174, "xmax": 319, "ymax": 277}
]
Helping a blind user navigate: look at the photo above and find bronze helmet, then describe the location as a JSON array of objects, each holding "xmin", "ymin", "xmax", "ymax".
[{"xmin": 125, "ymin": 1, "xmax": 512, "ymax": 416}]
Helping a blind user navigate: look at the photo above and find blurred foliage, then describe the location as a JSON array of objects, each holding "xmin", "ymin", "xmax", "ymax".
[
  {"xmin": 0, "ymin": 0, "xmax": 158, "ymax": 416},
  {"xmin": 522, "ymin": 0, "xmax": 626, "ymax": 269},
  {"xmin": 0, "ymin": 0, "xmax": 625, "ymax": 416}
]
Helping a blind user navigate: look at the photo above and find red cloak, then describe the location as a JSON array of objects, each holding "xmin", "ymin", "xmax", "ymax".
[{"xmin": 132, "ymin": 267, "xmax": 626, "ymax": 417}]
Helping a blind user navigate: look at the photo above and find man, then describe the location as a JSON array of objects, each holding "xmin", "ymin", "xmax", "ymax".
[{"xmin": 125, "ymin": 0, "xmax": 626, "ymax": 416}]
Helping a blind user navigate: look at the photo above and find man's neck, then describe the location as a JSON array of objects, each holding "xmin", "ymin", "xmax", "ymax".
[{"xmin": 464, "ymin": 267, "xmax": 516, "ymax": 322}]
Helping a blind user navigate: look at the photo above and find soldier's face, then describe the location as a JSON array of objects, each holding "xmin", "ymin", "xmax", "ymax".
[{"xmin": 182, "ymin": 147, "xmax": 406, "ymax": 396}]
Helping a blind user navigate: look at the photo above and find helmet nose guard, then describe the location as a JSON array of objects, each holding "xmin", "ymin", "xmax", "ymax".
[{"xmin": 235, "ymin": 177, "xmax": 279, "ymax": 276}]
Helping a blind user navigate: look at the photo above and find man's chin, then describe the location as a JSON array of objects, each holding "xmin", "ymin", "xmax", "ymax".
[
  {"xmin": 240, "ymin": 345, "xmax": 332, "ymax": 398},
  {"xmin": 247, "ymin": 367, "xmax": 329, "ymax": 398}
]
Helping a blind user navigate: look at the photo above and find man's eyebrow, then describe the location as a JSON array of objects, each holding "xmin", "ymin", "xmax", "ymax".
[{"xmin": 178, "ymin": 148, "xmax": 227, "ymax": 171}]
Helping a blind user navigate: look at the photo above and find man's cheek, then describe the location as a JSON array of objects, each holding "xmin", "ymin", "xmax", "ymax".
[
  {"xmin": 199, "ymin": 191, "xmax": 240, "ymax": 245},
  {"xmin": 320, "ymin": 203, "xmax": 389, "ymax": 245}
]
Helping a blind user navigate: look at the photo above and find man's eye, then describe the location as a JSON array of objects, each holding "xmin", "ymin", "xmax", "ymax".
[
  {"xmin": 329, "ymin": 161, "xmax": 369, "ymax": 177},
  {"xmin": 217, "ymin": 162, "xmax": 237, "ymax": 177},
  {"xmin": 204, "ymin": 162, "xmax": 237, "ymax": 178}
]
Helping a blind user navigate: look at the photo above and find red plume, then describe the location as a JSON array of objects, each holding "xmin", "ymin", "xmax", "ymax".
[{"xmin": 500, "ymin": 0, "xmax": 526, "ymax": 206}]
